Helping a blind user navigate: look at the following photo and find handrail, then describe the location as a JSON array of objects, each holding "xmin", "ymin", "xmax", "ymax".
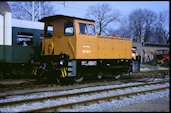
[
  {"xmin": 69, "ymin": 39, "xmax": 76, "ymax": 57},
  {"xmin": 60, "ymin": 38, "xmax": 68, "ymax": 54},
  {"xmin": 41, "ymin": 40, "xmax": 48, "ymax": 55}
]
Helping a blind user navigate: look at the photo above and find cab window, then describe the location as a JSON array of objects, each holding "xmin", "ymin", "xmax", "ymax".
[
  {"xmin": 44, "ymin": 25, "xmax": 53, "ymax": 38},
  {"xmin": 64, "ymin": 22, "xmax": 74, "ymax": 36},
  {"xmin": 88, "ymin": 24, "xmax": 95, "ymax": 35},
  {"xmin": 79, "ymin": 23, "xmax": 87, "ymax": 34}
]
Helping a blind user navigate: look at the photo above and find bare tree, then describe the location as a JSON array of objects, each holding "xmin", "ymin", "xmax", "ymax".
[
  {"xmin": 85, "ymin": 3, "xmax": 120, "ymax": 36},
  {"xmin": 154, "ymin": 10, "xmax": 169, "ymax": 44},
  {"xmin": 8, "ymin": 1, "xmax": 55, "ymax": 21},
  {"xmin": 128, "ymin": 8, "xmax": 157, "ymax": 42},
  {"xmin": 108, "ymin": 15, "xmax": 132, "ymax": 38},
  {"xmin": 108, "ymin": 8, "xmax": 169, "ymax": 45}
]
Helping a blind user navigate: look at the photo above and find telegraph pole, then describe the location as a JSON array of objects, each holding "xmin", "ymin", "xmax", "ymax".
[
  {"xmin": 64, "ymin": 1, "xmax": 65, "ymax": 7},
  {"xmin": 32, "ymin": 1, "xmax": 35, "ymax": 21},
  {"xmin": 39, "ymin": 1, "xmax": 41, "ymax": 20},
  {"xmin": 56, "ymin": 1, "xmax": 66, "ymax": 7}
]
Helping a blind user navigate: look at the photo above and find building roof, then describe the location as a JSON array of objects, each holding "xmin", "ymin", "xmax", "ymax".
[
  {"xmin": 0, "ymin": 2, "xmax": 11, "ymax": 14},
  {"xmin": 39, "ymin": 14, "xmax": 95, "ymax": 23},
  {"xmin": 143, "ymin": 42, "xmax": 169, "ymax": 47}
]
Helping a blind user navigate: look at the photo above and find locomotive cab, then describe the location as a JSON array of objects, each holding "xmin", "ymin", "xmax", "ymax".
[
  {"xmin": 39, "ymin": 15, "xmax": 97, "ymax": 59},
  {"xmin": 35, "ymin": 15, "xmax": 97, "ymax": 82}
]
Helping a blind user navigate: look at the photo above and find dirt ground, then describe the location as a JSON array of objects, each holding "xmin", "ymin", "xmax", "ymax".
[{"xmin": 109, "ymin": 97, "xmax": 170, "ymax": 112}]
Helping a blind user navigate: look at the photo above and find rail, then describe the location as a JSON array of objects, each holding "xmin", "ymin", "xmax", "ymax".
[
  {"xmin": 23, "ymin": 86, "xmax": 168, "ymax": 112},
  {"xmin": 0, "ymin": 81, "xmax": 169, "ymax": 112}
]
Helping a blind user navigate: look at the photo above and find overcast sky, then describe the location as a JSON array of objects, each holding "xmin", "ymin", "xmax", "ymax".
[{"xmin": 50, "ymin": 1, "xmax": 169, "ymax": 18}]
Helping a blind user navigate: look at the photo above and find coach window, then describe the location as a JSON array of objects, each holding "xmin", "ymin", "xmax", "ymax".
[
  {"xmin": 79, "ymin": 23, "xmax": 87, "ymax": 35},
  {"xmin": 40, "ymin": 33, "xmax": 43, "ymax": 39},
  {"xmin": 64, "ymin": 22, "xmax": 74, "ymax": 36},
  {"xmin": 88, "ymin": 24, "xmax": 95, "ymax": 35},
  {"xmin": 17, "ymin": 32, "xmax": 33, "ymax": 46},
  {"xmin": 44, "ymin": 25, "xmax": 53, "ymax": 38}
]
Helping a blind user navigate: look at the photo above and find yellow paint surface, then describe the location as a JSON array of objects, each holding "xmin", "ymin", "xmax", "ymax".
[{"xmin": 41, "ymin": 17, "xmax": 132, "ymax": 60}]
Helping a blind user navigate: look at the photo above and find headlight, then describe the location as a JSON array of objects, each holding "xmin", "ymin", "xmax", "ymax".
[{"xmin": 60, "ymin": 61, "xmax": 63, "ymax": 65}]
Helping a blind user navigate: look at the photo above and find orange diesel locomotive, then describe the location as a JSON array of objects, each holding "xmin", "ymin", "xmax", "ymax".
[{"xmin": 32, "ymin": 15, "xmax": 132, "ymax": 83}]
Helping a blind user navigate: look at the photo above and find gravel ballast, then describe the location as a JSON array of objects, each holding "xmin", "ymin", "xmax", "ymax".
[{"xmin": 0, "ymin": 82, "xmax": 169, "ymax": 112}]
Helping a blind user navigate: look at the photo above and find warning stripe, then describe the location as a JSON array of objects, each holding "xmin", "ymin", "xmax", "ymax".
[
  {"xmin": 61, "ymin": 68, "xmax": 64, "ymax": 78},
  {"xmin": 64, "ymin": 67, "xmax": 67, "ymax": 77},
  {"xmin": 60, "ymin": 67, "xmax": 68, "ymax": 78},
  {"xmin": 32, "ymin": 68, "xmax": 37, "ymax": 75}
]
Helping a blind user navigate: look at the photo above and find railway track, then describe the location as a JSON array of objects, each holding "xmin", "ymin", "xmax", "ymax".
[
  {"xmin": 131, "ymin": 70, "xmax": 169, "ymax": 82},
  {"xmin": 0, "ymin": 80, "xmax": 169, "ymax": 112},
  {"xmin": 0, "ymin": 69, "xmax": 169, "ymax": 98},
  {"xmin": 132, "ymin": 69, "xmax": 169, "ymax": 75}
]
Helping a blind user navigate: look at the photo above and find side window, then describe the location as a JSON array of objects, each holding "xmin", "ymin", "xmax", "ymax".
[
  {"xmin": 88, "ymin": 24, "xmax": 95, "ymax": 35},
  {"xmin": 44, "ymin": 25, "xmax": 53, "ymax": 38},
  {"xmin": 17, "ymin": 32, "xmax": 33, "ymax": 46},
  {"xmin": 79, "ymin": 23, "xmax": 87, "ymax": 34},
  {"xmin": 64, "ymin": 22, "xmax": 74, "ymax": 36}
]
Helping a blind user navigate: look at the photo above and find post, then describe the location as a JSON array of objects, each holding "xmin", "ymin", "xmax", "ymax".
[
  {"xmin": 39, "ymin": 1, "xmax": 41, "ymax": 20},
  {"xmin": 64, "ymin": 1, "xmax": 65, "ymax": 7},
  {"xmin": 32, "ymin": 1, "xmax": 35, "ymax": 21}
]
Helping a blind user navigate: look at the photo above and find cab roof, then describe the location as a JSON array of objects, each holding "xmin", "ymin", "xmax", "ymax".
[{"xmin": 39, "ymin": 14, "xmax": 95, "ymax": 23}]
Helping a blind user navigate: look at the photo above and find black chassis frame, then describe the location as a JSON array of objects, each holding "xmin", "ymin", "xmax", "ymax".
[
  {"xmin": 76, "ymin": 59, "xmax": 132, "ymax": 77},
  {"xmin": 35, "ymin": 54, "xmax": 132, "ymax": 79}
]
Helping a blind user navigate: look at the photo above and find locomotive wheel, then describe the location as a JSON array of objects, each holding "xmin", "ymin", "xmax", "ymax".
[
  {"xmin": 74, "ymin": 74, "xmax": 84, "ymax": 83},
  {"xmin": 11, "ymin": 67, "xmax": 25, "ymax": 77},
  {"xmin": 114, "ymin": 73, "xmax": 121, "ymax": 80},
  {"xmin": 97, "ymin": 72, "xmax": 103, "ymax": 79},
  {"xmin": 36, "ymin": 70, "xmax": 47, "ymax": 82},
  {"xmin": 56, "ymin": 78, "xmax": 61, "ymax": 85},
  {"xmin": 127, "ymin": 68, "xmax": 131, "ymax": 76},
  {"xmin": 25, "ymin": 67, "xmax": 34, "ymax": 77}
]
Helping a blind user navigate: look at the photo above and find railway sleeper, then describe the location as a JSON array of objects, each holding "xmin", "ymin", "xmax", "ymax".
[{"xmin": 83, "ymin": 102, "xmax": 91, "ymax": 106}]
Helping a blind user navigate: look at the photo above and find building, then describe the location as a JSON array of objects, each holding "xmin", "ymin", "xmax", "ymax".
[
  {"xmin": 132, "ymin": 42, "xmax": 169, "ymax": 64},
  {"xmin": 0, "ymin": 2, "xmax": 12, "ymax": 46}
]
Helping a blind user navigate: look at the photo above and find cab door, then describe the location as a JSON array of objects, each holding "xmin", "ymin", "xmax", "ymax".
[
  {"xmin": 42, "ymin": 24, "xmax": 53, "ymax": 55},
  {"xmin": 76, "ymin": 21, "xmax": 97, "ymax": 59}
]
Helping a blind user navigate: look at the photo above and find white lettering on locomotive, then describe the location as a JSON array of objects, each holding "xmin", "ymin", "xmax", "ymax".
[
  {"xmin": 83, "ymin": 45, "xmax": 90, "ymax": 48},
  {"xmin": 82, "ymin": 50, "xmax": 91, "ymax": 53},
  {"xmin": 81, "ymin": 61, "xmax": 97, "ymax": 66}
]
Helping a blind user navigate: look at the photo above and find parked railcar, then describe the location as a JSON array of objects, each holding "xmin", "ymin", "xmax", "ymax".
[
  {"xmin": 0, "ymin": 2, "xmax": 47, "ymax": 78},
  {"xmin": 0, "ymin": 19, "xmax": 46, "ymax": 78},
  {"xmin": 32, "ymin": 15, "xmax": 133, "ymax": 83}
]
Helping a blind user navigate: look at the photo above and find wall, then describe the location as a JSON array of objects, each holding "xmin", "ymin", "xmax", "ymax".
[
  {"xmin": 0, "ymin": 12, "xmax": 12, "ymax": 46},
  {"xmin": 0, "ymin": 13, "xmax": 4, "ymax": 45},
  {"xmin": 4, "ymin": 12, "xmax": 12, "ymax": 45},
  {"xmin": 142, "ymin": 46, "xmax": 169, "ymax": 63}
]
